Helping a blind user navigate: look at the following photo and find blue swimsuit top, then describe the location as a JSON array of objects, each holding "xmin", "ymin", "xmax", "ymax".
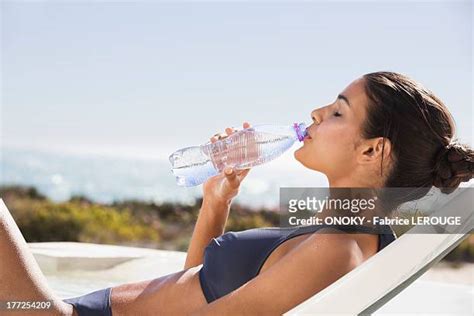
[{"xmin": 198, "ymin": 223, "xmax": 397, "ymax": 303}]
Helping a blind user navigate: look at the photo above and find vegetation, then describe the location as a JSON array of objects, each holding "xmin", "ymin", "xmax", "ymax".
[
  {"xmin": 0, "ymin": 185, "xmax": 278, "ymax": 252},
  {"xmin": 0, "ymin": 185, "xmax": 471, "ymax": 261}
]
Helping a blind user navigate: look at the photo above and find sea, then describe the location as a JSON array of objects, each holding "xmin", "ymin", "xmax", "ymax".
[{"xmin": 0, "ymin": 146, "xmax": 326, "ymax": 209}]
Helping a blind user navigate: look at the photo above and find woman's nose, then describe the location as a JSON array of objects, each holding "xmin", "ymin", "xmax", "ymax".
[
  {"xmin": 311, "ymin": 103, "xmax": 332, "ymax": 124},
  {"xmin": 311, "ymin": 109, "xmax": 323, "ymax": 125}
]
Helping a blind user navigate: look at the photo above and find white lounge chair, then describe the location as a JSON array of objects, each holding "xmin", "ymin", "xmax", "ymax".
[{"xmin": 286, "ymin": 186, "xmax": 474, "ymax": 315}]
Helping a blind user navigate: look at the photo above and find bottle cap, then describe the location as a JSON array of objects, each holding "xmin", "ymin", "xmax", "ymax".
[{"xmin": 293, "ymin": 122, "xmax": 308, "ymax": 142}]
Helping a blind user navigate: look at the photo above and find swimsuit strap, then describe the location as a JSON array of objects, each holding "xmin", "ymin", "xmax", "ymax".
[{"xmin": 287, "ymin": 223, "xmax": 395, "ymax": 252}]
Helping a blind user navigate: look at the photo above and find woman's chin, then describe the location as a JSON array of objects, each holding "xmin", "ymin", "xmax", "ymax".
[
  {"xmin": 293, "ymin": 149, "xmax": 302, "ymax": 162},
  {"xmin": 294, "ymin": 151, "xmax": 307, "ymax": 166},
  {"xmin": 294, "ymin": 150, "xmax": 321, "ymax": 171}
]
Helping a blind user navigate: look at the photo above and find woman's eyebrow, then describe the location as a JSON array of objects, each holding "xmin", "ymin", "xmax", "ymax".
[{"xmin": 337, "ymin": 94, "xmax": 351, "ymax": 108}]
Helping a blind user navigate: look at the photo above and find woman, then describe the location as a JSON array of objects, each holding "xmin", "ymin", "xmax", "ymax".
[{"xmin": 1, "ymin": 71, "xmax": 472, "ymax": 316}]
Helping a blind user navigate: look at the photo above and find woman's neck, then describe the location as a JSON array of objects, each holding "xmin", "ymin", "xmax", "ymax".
[{"xmin": 327, "ymin": 168, "xmax": 385, "ymax": 188}]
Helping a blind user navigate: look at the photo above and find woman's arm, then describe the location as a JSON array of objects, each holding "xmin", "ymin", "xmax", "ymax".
[
  {"xmin": 184, "ymin": 122, "xmax": 252, "ymax": 270},
  {"xmin": 190, "ymin": 231, "xmax": 362, "ymax": 315},
  {"xmin": 184, "ymin": 198, "xmax": 231, "ymax": 269}
]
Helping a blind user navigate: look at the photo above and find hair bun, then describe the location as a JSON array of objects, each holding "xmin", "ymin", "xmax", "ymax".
[{"xmin": 432, "ymin": 140, "xmax": 474, "ymax": 193}]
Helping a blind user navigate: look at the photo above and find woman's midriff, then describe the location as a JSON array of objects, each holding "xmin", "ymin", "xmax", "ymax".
[
  {"xmin": 110, "ymin": 232, "xmax": 377, "ymax": 315},
  {"xmin": 110, "ymin": 264, "xmax": 208, "ymax": 315},
  {"xmin": 110, "ymin": 234, "xmax": 314, "ymax": 315}
]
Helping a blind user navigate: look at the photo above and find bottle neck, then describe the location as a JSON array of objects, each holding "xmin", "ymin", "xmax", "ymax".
[{"xmin": 293, "ymin": 122, "xmax": 307, "ymax": 142}]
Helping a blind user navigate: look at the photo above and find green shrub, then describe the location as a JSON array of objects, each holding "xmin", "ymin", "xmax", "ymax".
[{"xmin": 6, "ymin": 198, "xmax": 160, "ymax": 245}]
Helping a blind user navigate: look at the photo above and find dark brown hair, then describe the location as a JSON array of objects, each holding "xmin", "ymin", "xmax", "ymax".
[{"xmin": 361, "ymin": 71, "xmax": 473, "ymax": 207}]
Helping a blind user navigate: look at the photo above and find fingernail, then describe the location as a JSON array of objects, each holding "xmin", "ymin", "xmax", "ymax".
[{"xmin": 225, "ymin": 167, "xmax": 232, "ymax": 175}]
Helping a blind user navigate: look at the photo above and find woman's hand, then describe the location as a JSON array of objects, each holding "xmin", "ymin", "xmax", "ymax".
[{"xmin": 202, "ymin": 122, "xmax": 252, "ymax": 206}]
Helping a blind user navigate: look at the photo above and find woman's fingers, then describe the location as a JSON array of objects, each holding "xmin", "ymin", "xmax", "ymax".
[
  {"xmin": 224, "ymin": 167, "xmax": 239, "ymax": 188},
  {"xmin": 210, "ymin": 132, "xmax": 225, "ymax": 143},
  {"xmin": 211, "ymin": 123, "xmax": 248, "ymax": 142},
  {"xmin": 225, "ymin": 127, "xmax": 237, "ymax": 136}
]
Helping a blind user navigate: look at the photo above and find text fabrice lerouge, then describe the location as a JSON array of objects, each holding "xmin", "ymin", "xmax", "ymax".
[{"xmin": 288, "ymin": 216, "xmax": 463, "ymax": 226}]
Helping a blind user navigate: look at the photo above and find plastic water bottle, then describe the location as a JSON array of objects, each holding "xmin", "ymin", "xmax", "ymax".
[{"xmin": 169, "ymin": 123, "xmax": 308, "ymax": 187}]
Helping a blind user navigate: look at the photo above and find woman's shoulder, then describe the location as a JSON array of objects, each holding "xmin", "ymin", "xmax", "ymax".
[{"xmin": 304, "ymin": 226, "xmax": 376, "ymax": 265}]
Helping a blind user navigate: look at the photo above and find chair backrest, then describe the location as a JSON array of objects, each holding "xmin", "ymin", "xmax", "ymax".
[{"xmin": 286, "ymin": 186, "xmax": 473, "ymax": 315}]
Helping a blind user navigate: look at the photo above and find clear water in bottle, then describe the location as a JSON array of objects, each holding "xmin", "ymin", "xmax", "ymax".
[{"xmin": 169, "ymin": 123, "xmax": 307, "ymax": 186}]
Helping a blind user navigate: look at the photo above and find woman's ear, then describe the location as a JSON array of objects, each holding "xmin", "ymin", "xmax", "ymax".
[{"xmin": 358, "ymin": 137, "xmax": 392, "ymax": 164}]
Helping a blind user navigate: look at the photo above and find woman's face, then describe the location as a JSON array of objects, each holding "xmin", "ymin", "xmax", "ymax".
[{"xmin": 294, "ymin": 77, "xmax": 370, "ymax": 181}]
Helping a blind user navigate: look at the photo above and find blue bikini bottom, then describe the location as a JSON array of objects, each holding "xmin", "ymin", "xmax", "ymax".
[{"xmin": 63, "ymin": 287, "xmax": 112, "ymax": 316}]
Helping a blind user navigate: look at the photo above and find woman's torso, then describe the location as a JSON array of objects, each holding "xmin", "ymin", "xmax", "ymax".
[{"xmin": 110, "ymin": 224, "xmax": 393, "ymax": 315}]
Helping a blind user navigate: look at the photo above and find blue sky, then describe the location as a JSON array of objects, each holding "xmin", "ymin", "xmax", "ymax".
[{"xmin": 2, "ymin": 0, "xmax": 472, "ymax": 160}]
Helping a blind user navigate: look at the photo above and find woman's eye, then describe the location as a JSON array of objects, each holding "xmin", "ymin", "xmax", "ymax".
[{"xmin": 333, "ymin": 111, "xmax": 342, "ymax": 117}]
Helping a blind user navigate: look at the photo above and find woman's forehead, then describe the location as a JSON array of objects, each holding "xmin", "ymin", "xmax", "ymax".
[{"xmin": 341, "ymin": 78, "xmax": 368, "ymax": 113}]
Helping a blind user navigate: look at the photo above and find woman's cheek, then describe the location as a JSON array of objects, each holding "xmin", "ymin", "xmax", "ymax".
[{"xmin": 316, "ymin": 125, "xmax": 346, "ymax": 156}]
